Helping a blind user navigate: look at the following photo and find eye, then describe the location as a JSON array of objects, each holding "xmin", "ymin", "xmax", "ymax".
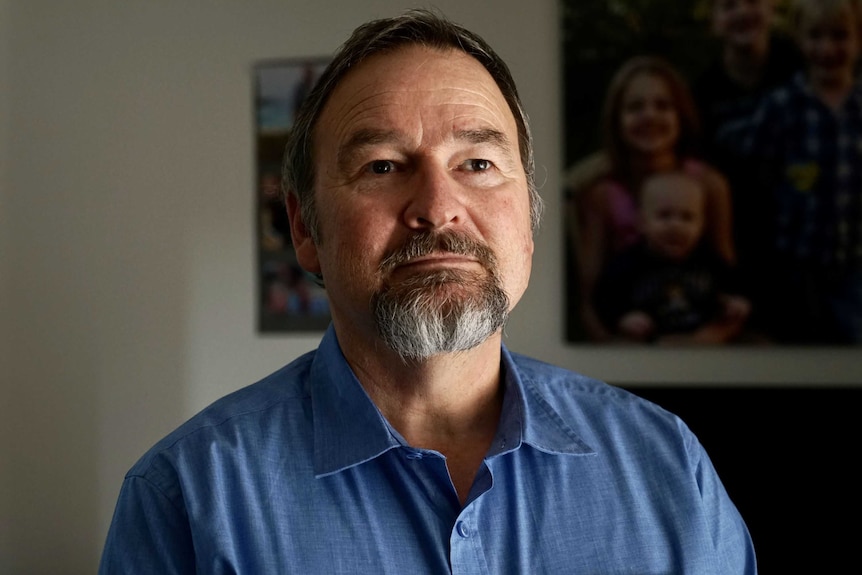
[
  {"xmin": 655, "ymin": 99, "xmax": 673, "ymax": 113},
  {"xmin": 832, "ymin": 29, "xmax": 849, "ymax": 41},
  {"xmin": 368, "ymin": 160, "xmax": 395, "ymax": 174},
  {"xmin": 463, "ymin": 159, "xmax": 492, "ymax": 172}
]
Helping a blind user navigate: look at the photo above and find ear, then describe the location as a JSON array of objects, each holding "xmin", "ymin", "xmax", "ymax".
[{"xmin": 285, "ymin": 192, "xmax": 322, "ymax": 275}]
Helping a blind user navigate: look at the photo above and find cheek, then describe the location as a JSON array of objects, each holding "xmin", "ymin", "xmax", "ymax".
[
  {"xmin": 842, "ymin": 36, "xmax": 860, "ymax": 58},
  {"xmin": 667, "ymin": 113, "xmax": 680, "ymax": 137}
]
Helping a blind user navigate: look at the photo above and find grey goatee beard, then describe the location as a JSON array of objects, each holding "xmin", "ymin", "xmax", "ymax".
[{"xmin": 372, "ymin": 231, "xmax": 510, "ymax": 361}]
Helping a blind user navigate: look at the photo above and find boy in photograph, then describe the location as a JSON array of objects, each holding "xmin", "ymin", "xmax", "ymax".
[{"xmin": 730, "ymin": 0, "xmax": 862, "ymax": 343}]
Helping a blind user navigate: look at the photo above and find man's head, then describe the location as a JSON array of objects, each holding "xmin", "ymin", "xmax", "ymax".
[
  {"xmin": 710, "ymin": 0, "xmax": 775, "ymax": 52},
  {"xmin": 282, "ymin": 11, "xmax": 539, "ymax": 361},
  {"xmin": 638, "ymin": 171, "xmax": 706, "ymax": 262},
  {"xmin": 283, "ymin": 9, "xmax": 542, "ymax": 245}
]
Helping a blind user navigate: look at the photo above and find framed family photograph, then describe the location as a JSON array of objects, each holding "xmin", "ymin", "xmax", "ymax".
[{"xmin": 562, "ymin": 0, "xmax": 862, "ymax": 347}]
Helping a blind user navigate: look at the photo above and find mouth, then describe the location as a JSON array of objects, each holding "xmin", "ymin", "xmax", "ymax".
[
  {"xmin": 380, "ymin": 231, "xmax": 496, "ymax": 275},
  {"xmin": 814, "ymin": 58, "xmax": 848, "ymax": 71},
  {"xmin": 398, "ymin": 253, "xmax": 480, "ymax": 269},
  {"xmin": 632, "ymin": 123, "xmax": 668, "ymax": 138},
  {"xmin": 389, "ymin": 254, "xmax": 485, "ymax": 287},
  {"xmin": 662, "ymin": 237, "xmax": 693, "ymax": 254},
  {"xmin": 728, "ymin": 12, "xmax": 765, "ymax": 34}
]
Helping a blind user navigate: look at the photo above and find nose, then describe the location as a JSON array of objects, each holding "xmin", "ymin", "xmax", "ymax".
[
  {"xmin": 642, "ymin": 103, "xmax": 659, "ymax": 119},
  {"xmin": 402, "ymin": 162, "xmax": 465, "ymax": 230}
]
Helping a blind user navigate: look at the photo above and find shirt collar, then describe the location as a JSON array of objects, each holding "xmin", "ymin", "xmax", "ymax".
[
  {"xmin": 498, "ymin": 346, "xmax": 595, "ymax": 458},
  {"xmin": 311, "ymin": 326, "xmax": 593, "ymax": 477},
  {"xmin": 311, "ymin": 326, "xmax": 401, "ymax": 477},
  {"xmin": 793, "ymin": 70, "xmax": 862, "ymax": 112}
]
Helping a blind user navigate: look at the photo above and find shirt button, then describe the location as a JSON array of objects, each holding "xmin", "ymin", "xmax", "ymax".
[
  {"xmin": 456, "ymin": 521, "xmax": 471, "ymax": 538},
  {"xmin": 404, "ymin": 450, "xmax": 424, "ymax": 460}
]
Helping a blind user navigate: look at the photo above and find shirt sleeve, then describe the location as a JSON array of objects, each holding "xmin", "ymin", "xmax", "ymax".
[
  {"xmin": 689, "ymin": 436, "xmax": 759, "ymax": 574},
  {"xmin": 98, "ymin": 475, "xmax": 196, "ymax": 575}
]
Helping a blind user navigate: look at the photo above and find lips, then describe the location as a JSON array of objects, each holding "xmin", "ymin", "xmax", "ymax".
[
  {"xmin": 399, "ymin": 253, "xmax": 479, "ymax": 268},
  {"xmin": 813, "ymin": 56, "xmax": 849, "ymax": 70},
  {"xmin": 379, "ymin": 230, "xmax": 497, "ymax": 276},
  {"xmin": 730, "ymin": 15, "xmax": 764, "ymax": 34},
  {"xmin": 632, "ymin": 124, "xmax": 667, "ymax": 137}
]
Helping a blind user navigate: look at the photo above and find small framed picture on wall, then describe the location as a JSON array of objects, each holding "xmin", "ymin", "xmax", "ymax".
[{"xmin": 254, "ymin": 58, "xmax": 331, "ymax": 333}]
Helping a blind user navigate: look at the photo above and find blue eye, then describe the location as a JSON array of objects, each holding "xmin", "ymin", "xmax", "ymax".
[{"xmin": 369, "ymin": 160, "xmax": 394, "ymax": 174}]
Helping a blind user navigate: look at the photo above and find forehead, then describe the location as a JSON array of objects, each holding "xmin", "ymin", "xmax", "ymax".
[
  {"xmin": 713, "ymin": 0, "xmax": 771, "ymax": 13},
  {"xmin": 314, "ymin": 45, "xmax": 518, "ymax": 149},
  {"xmin": 623, "ymin": 72, "xmax": 670, "ymax": 98},
  {"xmin": 799, "ymin": 1, "xmax": 856, "ymax": 28}
]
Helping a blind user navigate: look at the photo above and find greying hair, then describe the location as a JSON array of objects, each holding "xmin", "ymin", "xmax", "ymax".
[{"xmin": 281, "ymin": 8, "xmax": 542, "ymax": 244}]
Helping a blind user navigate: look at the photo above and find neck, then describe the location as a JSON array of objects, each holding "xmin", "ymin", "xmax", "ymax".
[
  {"xmin": 629, "ymin": 152, "xmax": 677, "ymax": 185},
  {"xmin": 809, "ymin": 72, "xmax": 855, "ymax": 111},
  {"xmin": 723, "ymin": 39, "xmax": 769, "ymax": 88},
  {"xmin": 348, "ymin": 335, "xmax": 504, "ymax": 440},
  {"xmin": 343, "ymin": 333, "xmax": 505, "ymax": 506}
]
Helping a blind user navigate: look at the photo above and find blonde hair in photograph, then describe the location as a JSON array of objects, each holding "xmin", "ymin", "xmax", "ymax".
[{"xmin": 790, "ymin": 0, "xmax": 862, "ymax": 36}]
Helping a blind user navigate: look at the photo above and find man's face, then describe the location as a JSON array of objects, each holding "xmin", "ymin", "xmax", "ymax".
[
  {"xmin": 293, "ymin": 45, "xmax": 534, "ymax": 357},
  {"xmin": 711, "ymin": 0, "xmax": 773, "ymax": 50}
]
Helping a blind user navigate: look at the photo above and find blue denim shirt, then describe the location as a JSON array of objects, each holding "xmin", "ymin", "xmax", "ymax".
[{"xmin": 100, "ymin": 326, "xmax": 756, "ymax": 574}]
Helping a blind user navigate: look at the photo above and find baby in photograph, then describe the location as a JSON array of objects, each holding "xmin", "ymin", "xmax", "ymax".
[{"xmin": 596, "ymin": 171, "xmax": 751, "ymax": 344}]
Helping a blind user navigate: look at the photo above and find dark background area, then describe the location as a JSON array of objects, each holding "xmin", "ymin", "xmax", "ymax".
[{"xmin": 626, "ymin": 386, "xmax": 861, "ymax": 573}]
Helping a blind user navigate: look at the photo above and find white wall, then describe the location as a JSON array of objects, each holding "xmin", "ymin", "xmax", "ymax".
[
  {"xmin": 1, "ymin": 0, "xmax": 12, "ymax": 566},
  {"xmin": 2, "ymin": 1, "xmax": 861, "ymax": 572}
]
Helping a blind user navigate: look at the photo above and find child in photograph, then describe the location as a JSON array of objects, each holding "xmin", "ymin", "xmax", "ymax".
[
  {"xmin": 595, "ymin": 171, "xmax": 751, "ymax": 344},
  {"xmin": 575, "ymin": 56, "xmax": 736, "ymax": 342},
  {"xmin": 728, "ymin": 0, "xmax": 862, "ymax": 343}
]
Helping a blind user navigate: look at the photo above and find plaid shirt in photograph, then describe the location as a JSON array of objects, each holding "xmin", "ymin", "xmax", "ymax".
[{"xmin": 734, "ymin": 72, "xmax": 862, "ymax": 268}]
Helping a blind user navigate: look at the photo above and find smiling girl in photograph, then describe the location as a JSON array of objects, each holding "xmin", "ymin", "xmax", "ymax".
[{"xmin": 575, "ymin": 56, "xmax": 736, "ymax": 342}]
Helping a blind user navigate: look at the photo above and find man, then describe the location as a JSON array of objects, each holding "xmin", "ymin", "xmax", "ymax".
[{"xmin": 100, "ymin": 10, "xmax": 757, "ymax": 574}]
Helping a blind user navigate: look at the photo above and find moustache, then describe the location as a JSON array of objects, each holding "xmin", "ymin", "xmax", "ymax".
[{"xmin": 378, "ymin": 231, "xmax": 497, "ymax": 274}]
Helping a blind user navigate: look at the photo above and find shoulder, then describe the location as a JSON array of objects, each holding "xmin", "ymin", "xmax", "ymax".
[
  {"xmin": 509, "ymin": 354, "xmax": 690, "ymax": 444},
  {"xmin": 127, "ymin": 350, "xmax": 317, "ymax": 479},
  {"xmin": 764, "ymin": 74, "xmax": 806, "ymax": 108},
  {"xmin": 565, "ymin": 151, "xmax": 611, "ymax": 198},
  {"xmin": 683, "ymin": 158, "xmax": 727, "ymax": 186},
  {"xmin": 580, "ymin": 176, "xmax": 620, "ymax": 208},
  {"xmin": 684, "ymin": 159, "xmax": 729, "ymax": 191}
]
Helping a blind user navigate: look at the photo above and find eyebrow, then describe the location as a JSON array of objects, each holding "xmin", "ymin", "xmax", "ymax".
[
  {"xmin": 337, "ymin": 128, "xmax": 402, "ymax": 171},
  {"xmin": 453, "ymin": 128, "xmax": 513, "ymax": 151},
  {"xmin": 336, "ymin": 127, "xmax": 514, "ymax": 171}
]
